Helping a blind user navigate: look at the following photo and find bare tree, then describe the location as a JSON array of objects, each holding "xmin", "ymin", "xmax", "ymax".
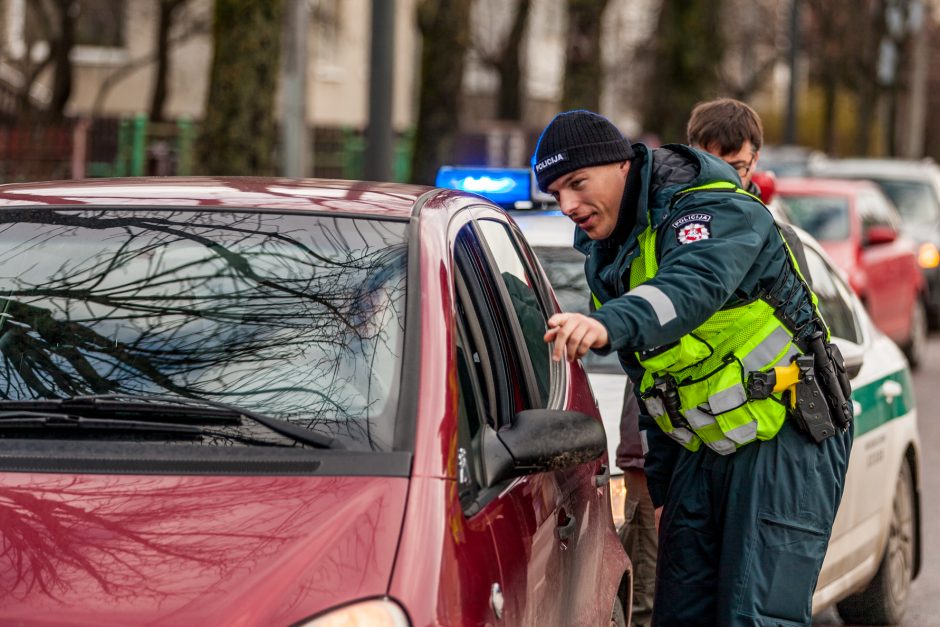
[
  {"xmin": 561, "ymin": 0, "xmax": 610, "ymax": 111},
  {"xmin": 2, "ymin": 0, "xmax": 79, "ymax": 120},
  {"xmin": 410, "ymin": 0, "xmax": 474, "ymax": 185},
  {"xmin": 149, "ymin": 0, "xmax": 191, "ymax": 122},
  {"xmin": 196, "ymin": 0, "xmax": 284, "ymax": 175},
  {"xmin": 640, "ymin": 0, "xmax": 725, "ymax": 143},
  {"xmin": 472, "ymin": 0, "xmax": 532, "ymax": 121}
]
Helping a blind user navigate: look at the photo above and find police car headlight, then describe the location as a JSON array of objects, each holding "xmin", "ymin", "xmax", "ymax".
[
  {"xmin": 609, "ymin": 474, "xmax": 627, "ymax": 531},
  {"xmin": 297, "ymin": 599, "xmax": 410, "ymax": 627},
  {"xmin": 918, "ymin": 242, "xmax": 940, "ymax": 269}
]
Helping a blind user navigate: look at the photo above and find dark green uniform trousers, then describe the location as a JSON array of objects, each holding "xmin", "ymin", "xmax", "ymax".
[{"xmin": 652, "ymin": 420, "xmax": 854, "ymax": 626}]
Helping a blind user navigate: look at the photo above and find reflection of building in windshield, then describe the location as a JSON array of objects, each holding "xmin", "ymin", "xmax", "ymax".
[
  {"xmin": 0, "ymin": 210, "xmax": 408, "ymax": 452},
  {"xmin": 534, "ymin": 247, "xmax": 623, "ymax": 373}
]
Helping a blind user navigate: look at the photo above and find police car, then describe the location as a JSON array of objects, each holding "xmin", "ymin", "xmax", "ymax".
[{"xmin": 439, "ymin": 166, "xmax": 922, "ymax": 624}]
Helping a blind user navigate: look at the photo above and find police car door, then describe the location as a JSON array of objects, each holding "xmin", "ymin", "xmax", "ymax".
[{"xmin": 803, "ymin": 244, "xmax": 918, "ymax": 603}]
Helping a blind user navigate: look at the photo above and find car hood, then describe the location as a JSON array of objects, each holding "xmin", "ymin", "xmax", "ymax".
[{"xmin": 0, "ymin": 473, "xmax": 409, "ymax": 626}]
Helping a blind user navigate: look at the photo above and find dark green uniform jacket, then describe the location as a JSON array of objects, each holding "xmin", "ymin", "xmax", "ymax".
[{"xmin": 576, "ymin": 143, "xmax": 821, "ymax": 507}]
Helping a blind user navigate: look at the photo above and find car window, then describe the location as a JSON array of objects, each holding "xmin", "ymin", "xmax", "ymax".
[
  {"xmin": 0, "ymin": 209, "xmax": 408, "ymax": 452},
  {"xmin": 778, "ymin": 194, "xmax": 851, "ymax": 241},
  {"xmin": 454, "ymin": 225, "xmax": 525, "ymax": 423},
  {"xmin": 803, "ymin": 246, "xmax": 862, "ymax": 344},
  {"xmin": 533, "ymin": 246, "xmax": 623, "ymax": 373},
  {"xmin": 476, "ymin": 219, "xmax": 551, "ymax": 407},
  {"xmin": 870, "ymin": 178, "xmax": 940, "ymax": 224},
  {"xmin": 862, "ymin": 191, "xmax": 901, "ymax": 230}
]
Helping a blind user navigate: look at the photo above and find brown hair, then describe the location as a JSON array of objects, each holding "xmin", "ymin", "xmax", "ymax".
[{"xmin": 686, "ymin": 98, "xmax": 763, "ymax": 155}]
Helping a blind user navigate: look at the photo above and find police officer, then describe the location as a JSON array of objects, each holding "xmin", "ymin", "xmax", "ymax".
[{"xmin": 534, "ymin": 110, "xmax": 853, "ymax": 626}]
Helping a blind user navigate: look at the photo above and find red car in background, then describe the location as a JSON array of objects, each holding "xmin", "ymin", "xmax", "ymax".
[
  {"xmin": 776, "ymin": 177, "xmax": 927, "ymax": 367},
  {"xmin": 0, "ymin": 178, "xmax": 630, "ymax": 626}
]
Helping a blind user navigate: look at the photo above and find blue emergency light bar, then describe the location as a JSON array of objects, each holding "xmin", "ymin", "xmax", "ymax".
[{"xmin": 436, "ymin": 166, "xmax": 533, "ymax": 207}]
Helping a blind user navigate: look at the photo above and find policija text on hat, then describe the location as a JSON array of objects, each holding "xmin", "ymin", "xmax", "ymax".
[{"xmin": 534, "ymin": 110, "xmax": 854, "ymax": 626}]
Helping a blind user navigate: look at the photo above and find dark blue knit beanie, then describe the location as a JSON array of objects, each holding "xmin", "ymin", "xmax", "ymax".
[{"xmin": 532, "ymin": 110, "xmax": 634, "ymax": 192}]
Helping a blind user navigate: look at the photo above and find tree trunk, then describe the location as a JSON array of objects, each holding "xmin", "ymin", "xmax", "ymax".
[
  {"xmin": 46, "ymin": 0, "xmax": 77, "ymax": 120},
  {"xmin": 561, "ymin": 0, "xmax": 609, "ymax": 111},
  {"xmin": 409, "ymin": 0, "xmax": 473, "ymax": 185},
  {"xmin": 495, "ymin": 0, "xmax": 530, "ymax": 121},
  {"xmin": 150, "ymin": 0, "xmax": 187, "ymax": 123},
  {"xmin": 640, "ymin": 0, "xmax": 725, "ymax": 144},
  {"xmin": 196, "ymin": 0, "xmax": 283, "ymax": 175}
]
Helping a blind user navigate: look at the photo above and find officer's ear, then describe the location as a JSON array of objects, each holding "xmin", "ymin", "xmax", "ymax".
[{"xmin": 618, "ymin": 160, "xmax": 631, "ymax": 178}]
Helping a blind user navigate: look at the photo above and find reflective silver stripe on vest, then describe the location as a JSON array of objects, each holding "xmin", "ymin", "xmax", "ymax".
[
  {"xmin": 709, "ymin": 384, "xmax": 748, "ymax": 414},
  {"xmin": 684, "ymin": 408, "xmax": 737, "ymax": 455},
  {"xmin": 666, "ymin": 426, "xmax": 697, "ymax": 446},
  {"xmin": 773, "ymin": 345, "xmax": 801, "ymax": 368},
  {"xmin": 644, "ymin": 396, "xmax": 666, "ymax": 418},
  {"xmin": 627, "ymin": 285, "xmax": 677, "ymax": 326},
  {"xmin": 684, "ymin": 407, "xmax": 716, "ymax": 430},
  {"xmin": 723, "ymin": 420, "xmax": 758, "ymax": 444},
  {"xmin": 742, "ymin": 326, "xmax": 793, "ymax": 373},
  {"xmin": 704, "ymin": 438, "xmax": 737, "ymax": 455}
]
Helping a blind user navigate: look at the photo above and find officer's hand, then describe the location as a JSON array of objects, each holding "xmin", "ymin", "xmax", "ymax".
[
  {"xmin": 655, "ymin": 506, "xmax": 663, "ymax": 532},
  {"xmin": 544, "ymin": 313, "xmax": 609, "ymax": 362}
]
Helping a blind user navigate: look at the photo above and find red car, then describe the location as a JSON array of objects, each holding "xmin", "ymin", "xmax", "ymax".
[
  {"xmin": 0, "ymin": 178, "xmax": 629, "ymax": 626},
  {"xmin": 775, "ymin": 177, "xmax": 927, "ymax": 367}
]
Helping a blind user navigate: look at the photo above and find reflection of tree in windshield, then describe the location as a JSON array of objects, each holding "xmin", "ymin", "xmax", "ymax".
[{"xmin": 0, "ymin": 209, "xmax": 408, "ymax": 451}]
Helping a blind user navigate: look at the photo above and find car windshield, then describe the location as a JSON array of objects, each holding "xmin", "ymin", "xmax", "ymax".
[
  {"xmin": 869, "ymin": 179, "xmax": 940, "ymax": 224},
  {"xmin": 778, "ymin": 194, "xmax": 851, "ymax": 241},
  {"xmin": 533, "ymin": 246, "xmax": 622, "ymax": 373},
  {"xmin": 0, "ymin": 208, "xmax": 408, "ymax": 452}
]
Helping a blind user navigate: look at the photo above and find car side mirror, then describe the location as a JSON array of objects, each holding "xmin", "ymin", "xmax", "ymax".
[
  {"xmin": 832, "ymin": 337, "xmax": 865, "ymax": 380},
  {"xmin": 482, "ymin": 409, "xmax": 606, "ymax": 487},
  {"xmin": 863, "ymin": 225, "xmax": 897, "ymax": 246}
]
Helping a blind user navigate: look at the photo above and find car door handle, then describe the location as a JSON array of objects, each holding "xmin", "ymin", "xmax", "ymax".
[
  {"xmin": 594, "ymin": 464, "xmax": 611, "ymax": 487},
  {"xmin": 878, "ymin": 380, "xmax": 903, "ymax": 403},
  {"xmin": 556, "ymin": 514, "xmax": 577, "ymax": 542}
]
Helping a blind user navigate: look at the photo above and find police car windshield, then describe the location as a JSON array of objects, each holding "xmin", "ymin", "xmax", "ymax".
[
  {"xmin": 0, "ymin": 208, "xmax": 407, "ymax": 452},
  {"xmin": 533, "ymin": 246, "xmax": 622, "ymax": 373},
  {"xmin": 777, "ymin": 194, "xmax": 851, "ymax": 241}
]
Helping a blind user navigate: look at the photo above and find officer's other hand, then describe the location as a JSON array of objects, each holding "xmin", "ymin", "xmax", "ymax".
[
  {"xmin": 544, "ymin": 313, "xmax": 609, "ymax": 362},
  {"xmin": 655, "ymin": 506, "xmax": 663, "ymax": 532}
]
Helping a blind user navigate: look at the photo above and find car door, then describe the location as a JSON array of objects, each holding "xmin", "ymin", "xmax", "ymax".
[
  {"xmin": 452, "ymin": 208, "xmax": 610, "ymax": 625},
  {"xmin": 450, "ymin": 214, "xmax": 569, "ymax": 625}
]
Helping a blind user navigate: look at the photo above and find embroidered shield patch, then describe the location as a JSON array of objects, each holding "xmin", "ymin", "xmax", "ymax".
[{"xmin": 676, "ymin": 222, "xmax": 710, "ymax": 244}]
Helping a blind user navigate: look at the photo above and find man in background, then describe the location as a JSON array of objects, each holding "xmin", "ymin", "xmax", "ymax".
[{"xmin": 687, "ymin": 98, "xmax": 763, "ymax": 194}]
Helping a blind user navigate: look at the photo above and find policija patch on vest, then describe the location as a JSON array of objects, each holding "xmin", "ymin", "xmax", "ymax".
[{"xmin": 673, "ymin": 213, "xmax": 712, "ymax": 244}]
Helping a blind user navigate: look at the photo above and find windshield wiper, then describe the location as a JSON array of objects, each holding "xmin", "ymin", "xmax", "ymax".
[
  {"xmin": 0, "ymin": 394, "xmax": 338, "ymax": 449},
  {"xmin": 0, "ymin": 410, "xmax": 205, "ymax": 435},
  {"xmin": 0, "ymin": 410, "xmax": 302, "ymax": 447}
]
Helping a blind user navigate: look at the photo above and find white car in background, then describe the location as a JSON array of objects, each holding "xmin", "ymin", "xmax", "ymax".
[{"xmin": 513, "ymin": 209, "xmax": 922, "ymax": 625}]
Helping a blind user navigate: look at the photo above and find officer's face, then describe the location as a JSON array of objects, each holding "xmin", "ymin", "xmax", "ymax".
[
  {"xmin": 547, "ymin": 161, "xmax": 630, "ymax": 240},
  {"xmin": 705, "ymin": 140, "xmax": 759, "ymax": 188}
]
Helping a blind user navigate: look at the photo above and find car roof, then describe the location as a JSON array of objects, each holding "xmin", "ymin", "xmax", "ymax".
[
  {"xmin": 775, "ymin": 177, "xmax": 881, "ymax": 197},
  {"xmin": 0, "ymin": 177, "xmax": 434, "ymax": 218},
  {"xmin": 510, "ymin": 211, "xmax": 577, "ymax": 248},
  {"xmin": 811, "ymin": 158, "xmax": 940, "ymax": 181}
]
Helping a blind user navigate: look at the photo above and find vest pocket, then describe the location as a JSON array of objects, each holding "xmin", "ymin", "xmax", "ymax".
[{"xmin": 636, "ymin": 334, "xmax": 712, "ymax": 373}]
